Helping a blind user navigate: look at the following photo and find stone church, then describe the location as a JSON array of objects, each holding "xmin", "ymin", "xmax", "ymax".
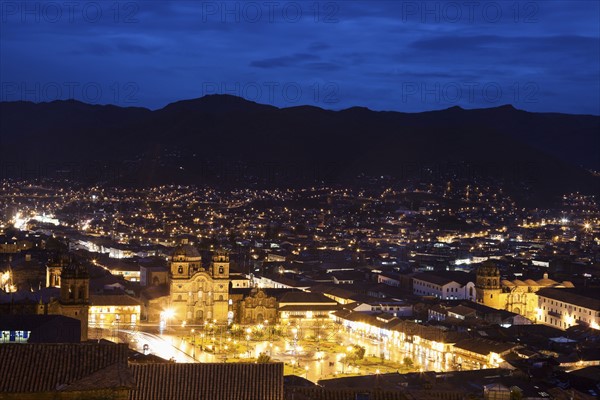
[
  {"xmin": 238, "ymin": 288, "xmax": 277, "ymax": 325},
  {"xmin": 46, "ymin": 258, "xmax": 90, "ymax": 341},
  {"xmin": 168, "ymin": 239, "xmax": 232, "ymax": 324},
  {"xmin": 475, "ymin": 260, "xmax": 574, "ymax": 321}
]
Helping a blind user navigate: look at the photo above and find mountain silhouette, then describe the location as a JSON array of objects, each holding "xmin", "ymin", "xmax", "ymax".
[{"xmin": 1, "ymin": 95, "xmax": 598, "ymax": 205}]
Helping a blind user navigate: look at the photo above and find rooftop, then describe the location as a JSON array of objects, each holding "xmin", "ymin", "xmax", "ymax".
[
  {"xmin": 129, "ymin": 362, "xmax": 284, "ymax": 400},
  {"xmin": 537, "ymin": 288, "xmax": 600, "ymax": 311},
  {"xmin": 0, "ymin": 343, "xmax": 133, "ymax": 393}
]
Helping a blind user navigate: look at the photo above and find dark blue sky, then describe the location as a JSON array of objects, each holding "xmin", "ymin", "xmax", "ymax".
[{"xmin": 1, "ymin": 1, "xmax": 599, "ymax": 114}]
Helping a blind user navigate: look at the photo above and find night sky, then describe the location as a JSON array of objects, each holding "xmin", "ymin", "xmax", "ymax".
[{"xmin": 1, "ymin": 1, "xmax": 599, "ymax": 114}]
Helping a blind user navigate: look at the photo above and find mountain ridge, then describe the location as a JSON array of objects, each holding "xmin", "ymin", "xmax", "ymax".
[{"xmin": 0, "ymin": 95, "xmax": 598, "ymax": 205}]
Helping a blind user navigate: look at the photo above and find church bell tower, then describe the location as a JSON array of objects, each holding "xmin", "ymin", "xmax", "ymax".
[
  {"xmin": 475, "ymin": 260, "xmax": 501, "ymax": 309},
  {"xmin": 57, "ymin": 258, "xmax": 90, "ymax": 341}
]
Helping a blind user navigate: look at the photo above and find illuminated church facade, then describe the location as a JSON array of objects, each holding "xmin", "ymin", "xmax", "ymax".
[
  {"xmin": 168, "ymin": 239, "xmax": 232, "ymax": 324},
  {"xmin": 475, "ymin": 261, "xmax": 574, "ymax": 321}
]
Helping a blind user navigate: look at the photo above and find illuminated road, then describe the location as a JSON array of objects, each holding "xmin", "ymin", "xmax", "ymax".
[{"xmin": 123, "ymin": 330, "xmax": 198, "ymax": 363}]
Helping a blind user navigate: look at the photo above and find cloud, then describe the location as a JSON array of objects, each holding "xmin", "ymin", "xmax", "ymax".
[
  {"xmin": 0, "ymin": 0, "xmax": 597, "ymax": 114},
  {"xmin": 308, "ymin": 42, "xmax": 331, "ymax": 51},
  {"xmin": 250, "ymin": 53, "xmax": 320, "ymax": 68}
]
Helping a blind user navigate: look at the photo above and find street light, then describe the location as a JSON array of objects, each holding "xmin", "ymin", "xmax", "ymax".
[
  {"xmin": 191, "ymin": 329, "xmax": 196, "ymax": 360},
  {"xmin": 246, "ymin": 333, "xmax": 251, "ymax": 358},
  {"xmin": 160, "ymin": 308, "xmax": 175, "ymax": 334}
]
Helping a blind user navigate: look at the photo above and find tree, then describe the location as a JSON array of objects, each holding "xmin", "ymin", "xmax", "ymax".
[
  {"xmin": 354, "ymin": 345, "xmax": 366, "ymax": 360},
  {"xmin": 347, "ymin": 345, "xmax": 366, "ymax": 363},
  {"xmin": 257, "ymin": 352, "xmax": 271, "ymax": 363},
  {"xmin": 403, "ymin": 357, "xmax": 414, "ymax": 368}
]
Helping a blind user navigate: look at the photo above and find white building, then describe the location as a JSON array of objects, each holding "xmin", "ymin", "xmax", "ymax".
[
  {"xmin": 413, "ymin": 271, "xmax": 475, "ymax": 301},
  {"xmin": 536, "ymin": 288, "xmax": 600, "ymax": 330}
]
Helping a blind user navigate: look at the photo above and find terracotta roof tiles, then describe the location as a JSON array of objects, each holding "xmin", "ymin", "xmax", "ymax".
[
  {"xmin": 0, "ymin": 343, "xmax": 133, "ymax": 393},
  {"xmin": 129, "ymin": 362, "xmax": 284, "ymax": 400}
]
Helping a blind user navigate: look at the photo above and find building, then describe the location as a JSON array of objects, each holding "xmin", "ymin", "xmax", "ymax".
[
  {"xmin": 45, "ymin": 255, "xmax": 66, "ymax": 288},
  {"xmin": 47, "ymin": 259, "xmax": 90, "ymax": 341},
  {"xmin": 0, "ymin": 343, "xmax": 284, "ymax": 400},
  {"xmin": 230, "ymin": 272, "xmax": 251, "ymax": 289},
  {"xmin": 453, "ymin": 338, "xmax": 519, "ymax": 370},
  {"xmin": 168, "ymin": 239, "xmax": 232, "ymax": 324},
  {"xmin": 89, "ymin": 294, "xmax": 142, "ymax": 331},
  {"xmin": 140, "ymin": 265, "xmax": 168, "ymax": 287},
  {"xmin": 277, "ymin": 292, "xmax": 340, "ymax": 328},
  {"xmin": 238, "ymin": 288, "xmax": 277, "ymax": 325},
  {"xmin": 0, "ymin": 342, "xmax": 134, "ymax": 399},
  {"xmin": 475, "ymin": 261, "xmax": 574, "ymax": 321},
  {"xmin": 536, "ymin": 288, "xmax": 600, "ymax": 330},
  {"xmin": 0, "ymin": 315, "xmax": 81, "ymax": 343},
  {"xmin": 412, "ymin": 271, "xmax": 475, "ymax": 300},
  {"xmin": 129, "ymin": 362, "xmax": 284, "ymax": 400}
]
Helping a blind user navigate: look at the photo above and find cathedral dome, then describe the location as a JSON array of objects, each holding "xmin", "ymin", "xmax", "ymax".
[
  {"xmin": 172, "ymin": 244, "xmax": 200, "ymax": 259},
  {"xmin": 536, "ymin": 277, "xmax": 558, "ymax": 286}
]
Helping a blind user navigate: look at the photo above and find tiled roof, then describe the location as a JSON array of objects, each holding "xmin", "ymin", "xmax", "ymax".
[
  {"xmin": 90, "ymin": 294, "xmax": 143, "ymax": 306},
  {"xmin": 537, "ymin": 288, "xmax": 600, "ymax": 311},
  {"xmin": 279, "ymin": 304, "xmax": 340, "ymax": 312},
  {"xmin": 454, "ymin": 338, "xmax": 518, "ymax": 356},
  {"xmin": 413, "ymin": 271, "xmax": 474, "ymax": 286},
  {"xmin": 0, "ymin": 343, "xmax": 133, "ymax": 393},
  {"xmin": 447, "ymin": 305, "xmax": 477, "ymax": 317},
  {"xmin": 129, "ymin": 362, "xmax": 284, "ymax": 400},
  {"xmin": 309, "ymin": 284, "xmax": 357, "ymax": 300},
  {"xmin": 279, "ymin": 291, "xmax": 337, "ymax": 305}
]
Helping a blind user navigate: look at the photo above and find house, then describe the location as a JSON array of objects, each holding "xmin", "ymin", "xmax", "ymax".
[
  {"xmin": 0, "ymin": 342, "xmax": 134, "ymax": 399},
  {"xmin": 129, "ymin": 362, "xmax": 284, "ymax": 400},
  {"xmin": 0, "ymin": 343, "xmax": 285, "ymax": 400},
  {"xmin": 88, "ymin": 294, "xmax": 142, "ymax": 331},
  {"xmin": 278, "ymin": 292, "xmax": 340, "ymax": 327},
  {"xmin": 412, "ymin": 271, "xmax": 475, "ymax": 300},
  {"xmin": 453, "ymin": 338, "xmax": 519, "ymax": 370},
  {"xmin": 0, "ymin": 315, "xmax": 81, "ymax": 343},
  {"xmin": 536, "ymin": 288, "xmax": 600, "ymax": 330}
]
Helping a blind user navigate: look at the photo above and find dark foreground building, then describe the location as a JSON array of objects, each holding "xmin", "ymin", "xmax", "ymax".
[
  {"xmin": 0, "ymin": 315, "xmax": 81, "ymax": 343},
  {"xmin": 0, "ymin": 343, "xmax": 284, "ymax": 400}
]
